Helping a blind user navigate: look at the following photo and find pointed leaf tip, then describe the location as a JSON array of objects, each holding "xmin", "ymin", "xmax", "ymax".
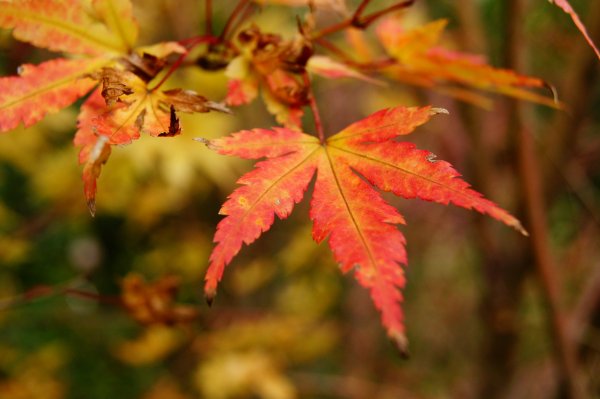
[
  {"xmin": 429, "ymin": 107, "xmax": 449, "ymax": 116},
  {"xmin": 87, "ymin": 199, "xmax": 96, "ymax": 217},
  {"xmin": 206, "ymin": 101, "xmax": 233, "ymax": 114},
  {"xmin": 514, "ymin": 221, "xmax": 529, "ymax": 237},
  {"xmin": 194, "ymin": 137, "xmax": 219, "ymax": 151},
  {"xmin": 542, "ymin": 81, "xmax": 562, "ymax": 108},
  {"xmin": 390, "ymin": 330, "xmax": 410, "ymax": 358},
  {"xmin": 205, "ymin": 287, "xmax": 216, "ymax": 307}
]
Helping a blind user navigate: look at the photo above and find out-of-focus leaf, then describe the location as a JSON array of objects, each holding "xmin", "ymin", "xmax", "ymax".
[
  {"xmin": 113, "ymin": 326, "xmax": 183, "ymax": 365},
  {"xmin": 0, "ymin": 0, "xmax": 138, "ymax": 55},
  {"xmin": 194, "ymin": 351, "xmax": 296, "ymax": 399},
  {"xmin": 121, "ymin": 273, "xmax": 199, "ymax": 325},
  {"xmin": 375, "ymin": 18, "xmax": 560, "ymax": 108},
  {"xmin": 307, "ymin": 55, "xmax": 385, "ymax": 85},
  {"xmin": 142, "ymin": 377, "xmax": 193, "ymax": 399},
  {"xmin": 0, "ymin": 58, "xmax": 104, "ymax": 132},
  {"xmin": 0, "ymin": 345, "xmax": 67, "ymax": 399}
]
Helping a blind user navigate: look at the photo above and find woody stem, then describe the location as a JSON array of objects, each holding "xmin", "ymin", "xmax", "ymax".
[
  {"xmin": 220, "ymin": 0, "xmax": 251, "ymax": 40},
  {"xmin": 149, "ymin": 36, "xmax": 218, "ymax": 92},
  {"xmin": 303, "ymin": 72, "xmax": 325, "ymax": 143},
  {"xmin": 311, "ymin": 0, "xmax": 415, "ymax": 39},
  {"xmin": 315, "ymin": 37, "xmax": 396, "ymax": 70},
  {"xmin": 354, "ymin": 0, "xmax": 373, "ymax": 18},
  {"xmin": 205, "ymin": 0, "xmax": 212, "ymax": 35}
]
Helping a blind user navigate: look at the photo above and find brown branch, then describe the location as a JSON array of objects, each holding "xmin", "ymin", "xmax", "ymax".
[
  {"xmin": 0, "ymin": 280, "xmax": 121, "ymax": 311},
  {"xmin": 220, "ymin": 0, "xmax": 251, "ymax": 40},
  {"xmin": 355, "ymin": 0, "xmax": 415, "ymax": 29},
  {"xmin": 543, "ymin": 0, "xmax": 600, "ymax": 187},
  {"xmin": 311, "ymin": 0, "xmax": 415, "ymax": 40},
  {"xmin": 440, "ymin": 1, "xmax": 530, "ymax": 394},
  {"xmin": 205, "ymin": 0, "xmax": 212, "ymax": 36},
  {"xmin": 314, "ymin": 37, "xmax": 396, "ymax": 70},
  {"xmin": 571, "ymin": 258, "xmax": 600, "ymax": 342},
  {"xmin": 506, "ymin": 1, "xmax": 584, "ymax": 397},
  {"xmin": 150, "ymin": 36, "xmax": 218, "ymax": 92}
]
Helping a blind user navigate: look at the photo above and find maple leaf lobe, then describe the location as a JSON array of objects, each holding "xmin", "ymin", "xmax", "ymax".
[
  {"xmin": 202, "ymin": 105, "xmax": 527, "ymax": 345},
  {"xmin": 0, "ymin": 58, "xmax": 102, "ymax": 132}
]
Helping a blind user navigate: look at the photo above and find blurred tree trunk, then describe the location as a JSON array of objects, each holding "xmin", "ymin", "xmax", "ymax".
[{"xmin": 452, "ymin": 1, "xmax": 530, "ymax": 397}]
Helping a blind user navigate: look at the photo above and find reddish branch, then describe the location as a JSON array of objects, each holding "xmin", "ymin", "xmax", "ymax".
[
  {"xmin": 311, "ymin": 0, "xmax": 415, "ymax": 40},
  {"xmin": 314, "ymin": 37, "xmax": 396, "ymax": 70},
  {"xmin": 506, "ymin": 0, "xmax": 584, "ymax": 397},
  {"xmin": 149, "ymin": 36, "xmax": 218, "ymax": 92},
  {"xmin": 302, "ymin": 71, "xmax": 325, "ymax": 143},
  {"xmin": 220, "ymin": 0, "xmax": 252, "ymax": 40},
  {"xmin": 205, "ymin": 0, "xmax": 212, "ymax": 35},
  {"xmin": 0, "ymin": 282, "xmax": 121, "ymax": 310}
]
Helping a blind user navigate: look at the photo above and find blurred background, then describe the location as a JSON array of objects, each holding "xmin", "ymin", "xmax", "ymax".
[{"xmin": 0, "ymin": 0, "xmax": 599, "ymax": 398}]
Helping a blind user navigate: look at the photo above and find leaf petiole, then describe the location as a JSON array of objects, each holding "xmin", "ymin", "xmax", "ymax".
[
  {"xmin": 311, "ymin": 0, "xmax": 416, "ymax": 39},
  {"xmin": 149, "ymin": 36, "xmax": 218, "ymax": 92},
  {"xmin": 302, "ymin": 71, "xmax": 325, "ymax": 143}
]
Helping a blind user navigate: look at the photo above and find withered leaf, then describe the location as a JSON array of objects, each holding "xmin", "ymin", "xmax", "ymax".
[
  {"xmin": 124, "ymin": 52, "xmax": 167, "ymax": 82},
  {"xmin": 162, "ymin": 89, "xmax": 231, "ymax": 114},
  {"xmin": 99, "ymin": 68, "xmax": 134, "ymax": 107},
  {"xmin": 158, "ymin": 105, "xmax": 181, "ymax": 137}
]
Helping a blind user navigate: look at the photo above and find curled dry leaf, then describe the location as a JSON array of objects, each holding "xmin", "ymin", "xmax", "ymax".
[
  {"xmin": 73, "ymin": 67, "xmax": 231, "ymax": 214},
  {"xmin": 121, "ymin": 273, "xmax": 199, "ymax": 325}
]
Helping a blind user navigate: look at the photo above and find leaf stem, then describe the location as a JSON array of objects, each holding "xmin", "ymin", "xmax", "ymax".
[
  {"xmin": 311, "ymin": 0, "xmax": 415, "ymax": 40},
  {"xmin": 354, "ymin": 0, "xmax": 373, "ymax": 19},
  {"xmin": 149, "ymin": 36, "xmax": 218, "ymax": 92},
  {"xmin": 205, "ymin": 0, "xmax": 213, "ymax": 35},
  {"xmin": 220, "ymin": 0, "xmax": 251, "ymax": 40},
  {"xmin": 0, "ymin": 282, "xmax": 121, "ymax": 311},
  {"xmin": 303, "ymin": 72, "xmax": 325, "ymax": 143},
  {"xmin": 315, "ymin": 37, "xmax": 396, "ymax": 70}
]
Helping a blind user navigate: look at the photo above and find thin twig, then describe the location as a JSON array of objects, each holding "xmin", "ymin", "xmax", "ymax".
[
  {"xmin": 311, "ymin": 0, "xmax": 415, "ymax": 40},
  {"xmin": 220, "ymin": 0, "xmax": 251, "ymax": 40},
  {"xmin": 357, "ymin": 0, "xmax": 415, "ymax": 28},
  {"xmin": 149, "ymin": 36, "xmax": 218, "ymax": 92},
  {"xmin": 228, "ymin": 2, "xmax": 257, "ymax": 39},
  {"xmin": 302, "ymin": 72, "xmax": 325, "ymax": 143},
  {"xmin": 571, "ymin": 258, "xmax": 600, "ymax": 342},
  {"xmin": 314, "ymin": 37, "xmax": 396, "ymax": 70},
  {"xmin": 205, "ymin": 0, "xmax": 212, "ymax": 36},
  {"xmin": 353, "ymin": 0, "xmax": 373, "ymax": 20},
  {"xmin": 0, "ymin": 281, "xmax": 121, "ymax": 311}
]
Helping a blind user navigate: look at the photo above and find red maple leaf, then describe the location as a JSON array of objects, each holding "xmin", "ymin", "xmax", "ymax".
[
  {"xmin": 198, "ymin": 105, "xmax": 527, "ymax": 353},
  {"xmin": 0, "ymin": 0, "xmax": 227, "ymax": 214}
]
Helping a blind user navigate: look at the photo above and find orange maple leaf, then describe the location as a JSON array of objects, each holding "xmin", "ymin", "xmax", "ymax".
[
  {"xmin": 374, "ymin": 18, "xmax": 559, "ymax": 108},
  {"xmin": 198, "ymin": 106, "xmax": 527, "ymax": 353},
  {"xmin": 0, "ymin": 0, "xmax": 225, "ymax": 214}
]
